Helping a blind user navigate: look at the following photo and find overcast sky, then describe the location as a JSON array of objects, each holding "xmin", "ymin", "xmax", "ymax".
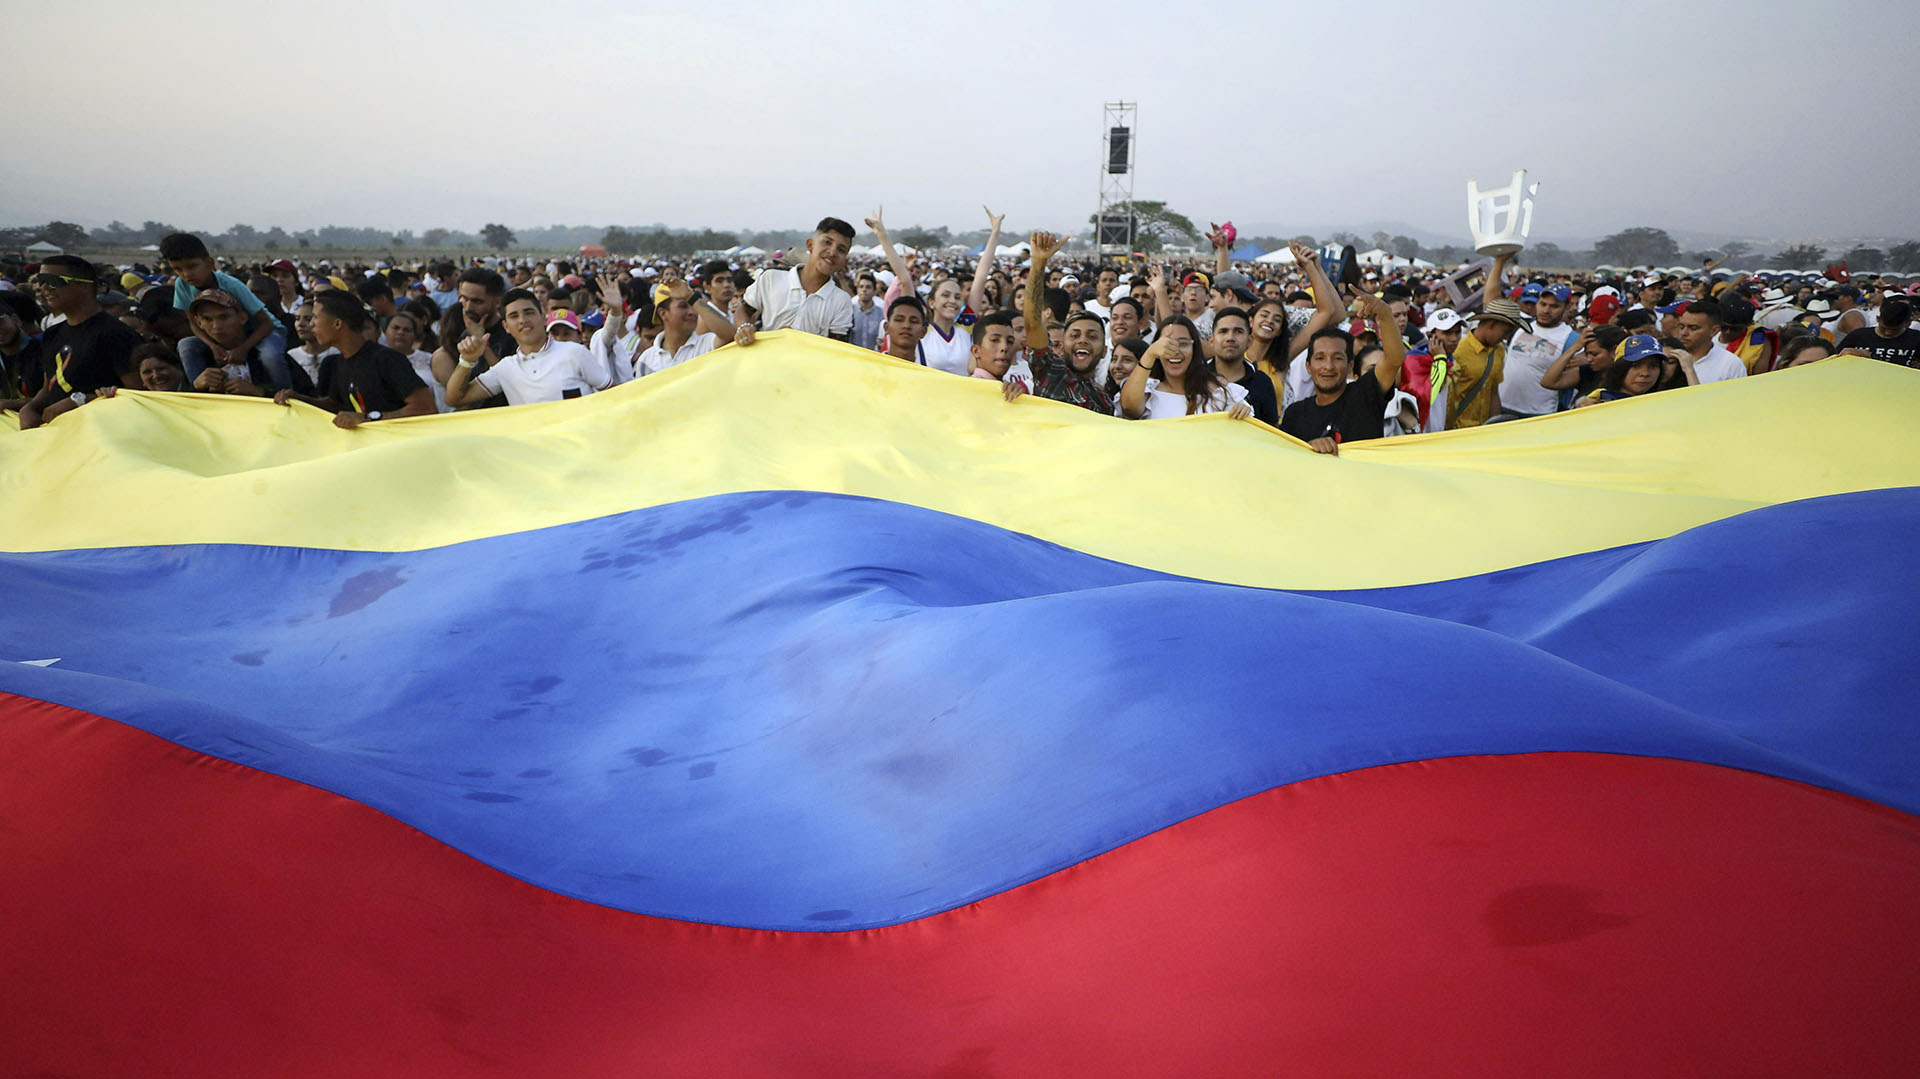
[{"xmin": 7, "ymin": 0, "xmax": 1915, "ymax": 243}]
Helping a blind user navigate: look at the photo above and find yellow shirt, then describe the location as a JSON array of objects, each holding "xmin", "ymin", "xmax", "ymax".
[{"xmin": 1446, "ymin": 332, "xmax": 1505, "ymax": 429}]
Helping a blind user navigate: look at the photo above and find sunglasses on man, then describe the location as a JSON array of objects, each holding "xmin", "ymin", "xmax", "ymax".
[{"xmin": 29, "ymin": 273, "xmax": 94, "ymax": 289}]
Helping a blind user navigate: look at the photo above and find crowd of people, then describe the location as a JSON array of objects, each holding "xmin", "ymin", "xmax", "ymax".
[{"xmin": 4, "ymin": 216, "xmax": 1916, "ymax": 450}]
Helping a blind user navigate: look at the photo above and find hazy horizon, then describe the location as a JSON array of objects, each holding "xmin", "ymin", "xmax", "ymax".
[{"xmin": 8, "ymin": 0, "xmax": 1916, "ymax": 245}]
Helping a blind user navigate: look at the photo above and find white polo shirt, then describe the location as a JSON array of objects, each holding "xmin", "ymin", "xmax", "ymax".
[
  {"xmin": 742, "ymin": 266, "xmax": 854, "ymax": 338},
  {"xmin": 1691, "ymin": 344, "xmax": 1747, "ymax": 384},
  {"xmin": 636, "ymin": 332, "xmax": 720, "ymax": 377},
  {"xmin": 475, "ymin": 339, "xmax": 612, "ymax": 405}
]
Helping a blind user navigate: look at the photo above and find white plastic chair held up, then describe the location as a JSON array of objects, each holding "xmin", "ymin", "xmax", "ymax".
[{"xmin": 1466, "ymin": 170, "xmax": 1538, "ymax": 258}]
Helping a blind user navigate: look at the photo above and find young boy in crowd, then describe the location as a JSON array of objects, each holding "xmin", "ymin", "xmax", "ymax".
[{"xmin": 161, "ymin": 232, "xmax": 288, "ymax": 388}]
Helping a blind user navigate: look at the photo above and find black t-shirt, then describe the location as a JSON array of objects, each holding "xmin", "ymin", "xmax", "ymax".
[
  {"xmin": 1280, "ymin": 374, "xmax": 1388, "ymax": 445},
  {"xmin": 1223, "ymin": 363, "xmax": 1279, "ymax": 427},
  {"xmin": 319, "ymin": 343, "xmax": 426, "ymax": 417},
  {"xmin": 1837, "ymin": 326, "xmax": 1920, "ymax": 368},
  {"xmin": 43, "ymin": 311, "xmax": 138, "ymax": 396}
]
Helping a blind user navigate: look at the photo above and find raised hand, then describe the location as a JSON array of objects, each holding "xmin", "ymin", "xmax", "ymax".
[
  {"xmin": 984, "ymin": 205, "xmax": 1004, "ymax": 232},
  {"xmin": 595, "ymin": 274, "xmax": 624, "ymax": 312},
  {"xmin": 865, "ymin": 206, "xmax": 887, "ymax": 236},
  {"xmin": 457, "ymin": 332, "xmax": 488, "ymax": 363},
  {"xmin": 1350, "ymin": 290, "xmax": 1392, "ymax": 321},
  {"xmin": 1028, "ymin": 231, "xmax": 1066, "ymax": 263},
  {"xmin": 1207, "ymin": 224, "xmax": 1231, "ymax": 250},
  {"xmin": 1288, "ymin": 240, "xmax": 1316, "ymax": 268}
]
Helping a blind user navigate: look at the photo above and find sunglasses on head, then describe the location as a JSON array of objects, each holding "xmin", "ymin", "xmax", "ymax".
[{"xmin": 29, "ymin": 273, "xmax": 93, "ymax": 289}]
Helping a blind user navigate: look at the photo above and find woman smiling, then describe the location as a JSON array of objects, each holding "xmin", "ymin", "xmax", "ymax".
[{"xmin": 1117, "ymin": 315, "xmax": 1252, "ymax": 420}]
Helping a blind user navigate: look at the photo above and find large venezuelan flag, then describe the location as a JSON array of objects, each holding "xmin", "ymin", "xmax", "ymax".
[{"xmin": 2, "ymin": 335, "xmax": 1917, "ymax": 1077}]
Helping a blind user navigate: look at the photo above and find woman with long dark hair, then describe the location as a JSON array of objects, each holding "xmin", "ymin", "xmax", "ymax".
[{"xmin": 1118, "ymin": 315, "xmax": 1252, "ymax": 419}]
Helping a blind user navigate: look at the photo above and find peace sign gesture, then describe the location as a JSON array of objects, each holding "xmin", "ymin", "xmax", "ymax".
[{"xmin": 984, "ymin": 205, "xmax": 1005, "ymax": 232}]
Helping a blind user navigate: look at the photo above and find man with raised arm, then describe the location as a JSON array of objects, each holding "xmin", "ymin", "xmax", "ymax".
[
  {"xmin": 1017, "ymin": 231, "xmax": 1111, "ymax": 413},
  {"xmin": 1279, "ymin": 291, "xmax": 1408, "ymax": 454},
  {"xmin": 1444, "ymin": 252, "xmax": 1527, "ymax": 429}
]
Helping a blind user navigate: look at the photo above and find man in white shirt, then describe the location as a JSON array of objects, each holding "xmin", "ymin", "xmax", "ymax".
[
  {"xmin": 635, "ymin": 290, "xmax": 722, "ymax": 378},
  {"xmin": 733, "ymin": 218, "xmax": 856, "ymax": 345},
  {"xmin": 1672, "ymin": 298, "xmax": 1747, "ymax": 384},
  {"xmin": 1494, "ymin": 283, "xmax": 1580, "ymax": 419},
  {"xmin": 444, "ymin": 288, "xmax": 615, "ymax": 406}
]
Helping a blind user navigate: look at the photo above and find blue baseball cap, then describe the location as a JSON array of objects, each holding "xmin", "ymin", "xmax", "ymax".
[
  {"xmin": 1520, "ymin": 283, "xmax": 1543, "ymax": 301},
  {"xmin": 1655, "ymin": 301, "xmax": 1688, "ymax": 316},
  {"xmin": 1620, "ymin": 334, "xmax": 1665, "ymax": 365},
  {"xmin": 1541, "ymin": 284, "xmax": 1570, "ymax": 302}
]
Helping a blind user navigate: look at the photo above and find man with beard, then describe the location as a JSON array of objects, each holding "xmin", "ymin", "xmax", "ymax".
[
  {"xmin": 429, "ymin": 267, "xmax": 518, "ymax": 408},
  {"xmin": 1493, "ymin": 283, "xmax": 1579, "ymax": 420},
  {"xmin": 1016, "ymin": 232, "xmax": 1112, "ymax": 413}
]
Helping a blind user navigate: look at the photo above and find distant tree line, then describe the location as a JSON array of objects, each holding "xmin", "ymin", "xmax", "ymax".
[{"xmin": 2, "ymin": 218, "xmax": 1917, "ymax": 271}]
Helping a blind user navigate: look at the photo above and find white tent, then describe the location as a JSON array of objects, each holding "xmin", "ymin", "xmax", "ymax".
[
  {"xmin": 994, "ymin": 243, "xmax": 1029, "ymax": 258},
  {"xmin": 25, "ymin": 241, "xmax": 63, "ymax": 256},
  {"xmin": 733, "ymin": 245, "xmax": 766, "ymax": 257},
  {"xmin": 1357, "ymin": 248, "xmax": 1390, "ymax": 267},
  {"xmin": 1253, "ymin": 248, "xmax": 1297, "ymax": 264}
]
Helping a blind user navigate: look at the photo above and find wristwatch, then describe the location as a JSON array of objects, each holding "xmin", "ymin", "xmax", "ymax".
[
  {"xmin": 69, "ymin": 391, "xmax": 87, "ymax": 406},
  {"xmin": 366, "ymin": 410, "xmax": 383, "ymax": 421}
]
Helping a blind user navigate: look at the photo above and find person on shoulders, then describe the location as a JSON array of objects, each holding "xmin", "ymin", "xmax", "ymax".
[
  {"xmin": 444, "ymin": 288, "xmax": 615, "ymax": 407},
  {"xmin": 161, "ymin": 232, "xmax": 289, "ymax": 388},
  {"xmin": 182, "ymin": 290, "xmax": 290, "ymax": 397},
  {"xmin": 272, "ymin": 291, "xmax": 434, "ymax": 428}
]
